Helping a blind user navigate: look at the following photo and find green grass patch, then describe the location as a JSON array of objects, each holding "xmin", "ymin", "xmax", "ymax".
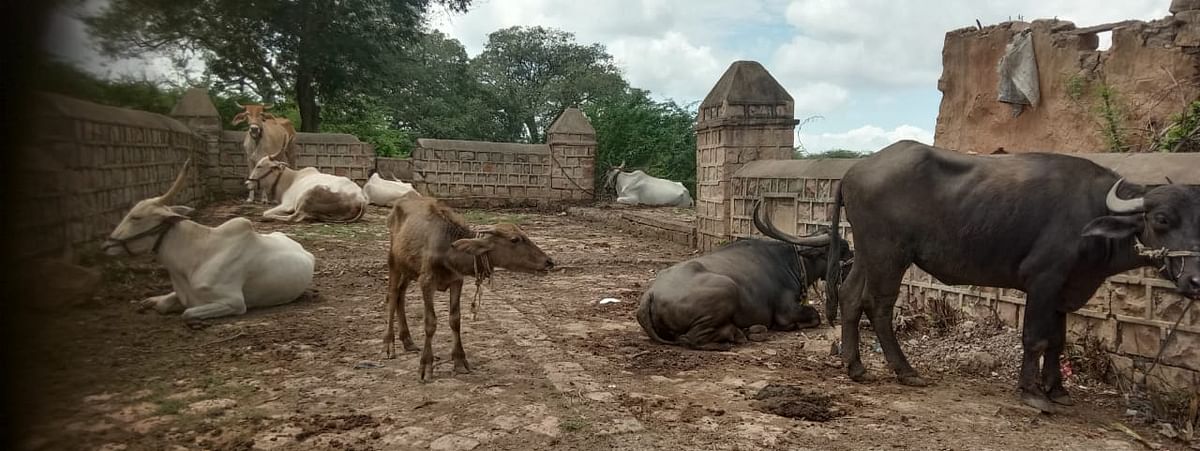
[
  {"xmin": 559, "ymin": 417, "xmax": 589, "ymax": 432},
  {"xmin": 156, "ymin": 398, "xmax": 186, "ymax": 415}
]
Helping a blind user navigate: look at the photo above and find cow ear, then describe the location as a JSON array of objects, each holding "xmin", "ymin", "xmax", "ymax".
[
  {"xmin": 1082, "ymin": 215, "xmax": 1142, "ymax": 239},
  {"xmin": 452, "ymin": 238, "xmax": 493, "ymax": 256},
  {"xmin": 167, "ymin": 205, "xmax": 194, "ymax": 218},
  {"xmin": 231, "ymin": 112, "xmax": 247, "ymax": 125}
]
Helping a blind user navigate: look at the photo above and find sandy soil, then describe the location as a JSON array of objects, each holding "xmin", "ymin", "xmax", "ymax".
[{"xmin": 9, "ymin": 201, "xmax": 1188, "ymax": 451}]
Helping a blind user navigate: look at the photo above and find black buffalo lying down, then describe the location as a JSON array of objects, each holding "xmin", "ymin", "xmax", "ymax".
[
  {"xmin": 764, "ymin": 140, "xmax": 1199, "ymax": 413},
  {"xmin": 636, "ymin": 203, "xmax": 851, "ymax": 350}
]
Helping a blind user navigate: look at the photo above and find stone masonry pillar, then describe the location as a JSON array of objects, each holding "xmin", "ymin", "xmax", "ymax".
[
  {"xmin": 695, "ymin": 61, "xmax": 799, "ymax": 251},
  {"xmin": 170, "ymin": 88, "xmax": 222, "ymax": 200},
  {"xmin": 547, "ymin": 107, "xmax": 597, "ymax": 202}
]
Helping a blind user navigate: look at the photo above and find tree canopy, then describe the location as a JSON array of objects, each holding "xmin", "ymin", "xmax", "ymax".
[
  {"xmin": 473, "ymin": 26, "xmax": 627, "ymax": 143},
  {"xmin": 86, "ymin": 0, "xmax": 470, "ymax": 132}
]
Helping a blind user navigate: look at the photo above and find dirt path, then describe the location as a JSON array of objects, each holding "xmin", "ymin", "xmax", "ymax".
[{"xmin": 12, "ymin": 202, "xmax": 1182, "ymax": 450}]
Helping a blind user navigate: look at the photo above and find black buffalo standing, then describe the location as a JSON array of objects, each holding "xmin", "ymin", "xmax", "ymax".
[
  {"xmin": 636, "ymin": 203, "xmax": 850, "ymax": 350},
  {"xmin": 764, "ymin": 140, "xmax": 1200, "ymax": 412}
]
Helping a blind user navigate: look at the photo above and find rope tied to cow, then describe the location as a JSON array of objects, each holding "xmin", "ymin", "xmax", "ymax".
[
  {"xmin": 471, "ymin": 231, "xmax": 494, "ymax": 321},
  {"xmin": 1132, "ymin": 231, "xmax": 1200, "ymax": 383}
]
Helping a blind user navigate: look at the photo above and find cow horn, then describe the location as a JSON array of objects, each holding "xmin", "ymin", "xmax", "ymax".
[
  {"xmin": 160, "ymin": 158, "xmax": 191, "ymax": 202},
  {"xmin": 753, "ymin": 199, "xmax": 831, "ymax": 247},
  {"xmin": 1165, "ymin": 176, "xmax": 1175, "ymax": 185},
  {"xmin": 1105, "ymin": 178, "xmax": 1144, "ymax": 213}
]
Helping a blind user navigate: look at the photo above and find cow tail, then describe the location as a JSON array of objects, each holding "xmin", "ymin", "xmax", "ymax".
[
  {"xmin": 825, "ymin": 181, "xmax": 844, "ymax": 322},
  {"xmin": 636, "ymin": 291, "xmax": 676, "ymax": 345}
]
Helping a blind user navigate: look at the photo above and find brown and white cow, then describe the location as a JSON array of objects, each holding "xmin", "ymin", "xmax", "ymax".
[
  {"xmin": 246, "ymin": 152, "xmax": 368, "ymax": 223},
  {"xmin": 232, "ymin": 104, "xmax": 297, "ymax": 203},
  {"xmin": 382, "ymin": 197, "xmax": 555, "ymax": 380}
]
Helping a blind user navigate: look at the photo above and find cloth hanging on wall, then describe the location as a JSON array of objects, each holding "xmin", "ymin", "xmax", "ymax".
[{"xmin": 997, "ymin": 29, "xmax": 1040, "ymax": 117}]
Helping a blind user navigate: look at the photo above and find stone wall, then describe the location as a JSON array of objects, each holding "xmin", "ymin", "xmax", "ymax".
[
  {"xmin": 695, "ymin": 61, "xmax": 799, "ymax": 251},
  {"xmin": 935, "ymin": 11, "xmax": 1200, "ymax": 153},
  {"xmin": 214, "ymin": 131, "xmax": 374, "ymax": 197},
  {"xmin": 14, "ymin": 93, "xmax": 206, "ymax": 260},
  {"xmin": 412, "ymin": 139, "xmax": 554, "ymax": 207},
  {"xmin": 410, "ymin": 108, "xmax": 597, "ymax": 208},
  {"xmin": 375, "ymin": 157, "xmax": 416, "ymax": 182},
  {"xmin": 727, "ymin": 153, "xmax": 1200, "ymax": 393}
]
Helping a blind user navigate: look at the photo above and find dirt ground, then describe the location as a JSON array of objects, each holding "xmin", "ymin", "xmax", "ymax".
[{"xmin": 10, "ymin": 201, "xmax": 1190, "ymax": 450}]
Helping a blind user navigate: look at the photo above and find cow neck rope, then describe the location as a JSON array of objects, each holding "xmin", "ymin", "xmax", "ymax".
[
  {"xmin": 1134, "ymin": 218, "xmax": 1200, "ymax": 283},
  {"xmin": 247, "ymin": 165, "xmax": 284, "ymax": 201},
  {"xmin": 471, "ymin": 231, "xmax": 495, "ymax": 320},
  {"xmin": 112, "ymin": 217, "xmax": 184, "ymax": 255},
  {"xmin": 1135, "ymin": 216, "xmax": 1200, "ymax": 381}
]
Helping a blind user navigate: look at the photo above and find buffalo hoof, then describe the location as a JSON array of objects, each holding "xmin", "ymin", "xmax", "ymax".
[
  {"xmin": 1019, "ymin": 390, "xmax": 1056, "ymax": 414},
  {"xmin": 748, "ymin": 325, "xmax": 768, "ymax": 334},
  {"xmin": 848, "ymin": 368, "xmax": 875, "ymax": 383},
  {"xmin": 897, "ymin": 375, "xmax": 928, "ymax": 387},
  {"xmin": 402, "ymin": 341, "xmax": 419, "ymax": 353},
  {"xmin": 1048, "ymin": 389, "xmax": 1074, "ymax": 406}
]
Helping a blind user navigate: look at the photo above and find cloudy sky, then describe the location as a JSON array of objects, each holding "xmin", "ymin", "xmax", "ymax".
[{"xmin": 47, "ymin": 0, "xmax": 1170, "ymax": 152}]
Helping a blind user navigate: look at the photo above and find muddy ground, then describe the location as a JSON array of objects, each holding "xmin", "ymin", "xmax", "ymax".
[{"xmin": 10, "ymin": 201, "xmax": 1189, "ymax": 450}]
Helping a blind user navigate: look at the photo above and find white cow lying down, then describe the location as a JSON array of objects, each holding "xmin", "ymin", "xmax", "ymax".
[
  {"xmin": 604, "ymin": 166, "xmax": 694, "ymax": 207},
  {"xmin": 103, "ymin": 159, "xmax": 315, "ymax": 320},
  {"xmin": 246, "ymin": 153, "xmax": 368, "ymax": 222},
  {"xmin": 363, "ymin": 170, "xmax": 420, "ymax": 207}
]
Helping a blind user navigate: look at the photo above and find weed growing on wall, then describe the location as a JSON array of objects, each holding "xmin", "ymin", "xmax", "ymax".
[{"xmin": 1159, "ymin": 100, "xmax": 1200, "ymax": 153}]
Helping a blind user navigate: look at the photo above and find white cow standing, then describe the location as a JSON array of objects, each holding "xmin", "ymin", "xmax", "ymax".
[
  {"xmin": 246, "ymin": 152, "xmax": 368, "ymax": 222},
  {"xmin": 604, "ymin": 164, "xmax": 694, "ymax": 207},
  {"xmin": 363, "ymin": 169, "xmax": 420, "ymax": 207},
  {"xmin": 102, "ymin": 159, "xmax": 315, "ymax": 320}
]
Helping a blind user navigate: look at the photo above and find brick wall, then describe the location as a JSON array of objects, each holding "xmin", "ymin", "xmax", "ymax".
[
  {"xmin": 412, "ymin": 139, "xmax": 557, "ymax": 208},
  {"xmin": 215, "ymin": 131, "xmax": 375, "ymax": 196},
  {"xmin": 727, "ymin": 154, "xmax": 1200, "ymax": 393},
  {"xmin": 14, "ymin": 93, "xmax": 206, "ymax": 259}
]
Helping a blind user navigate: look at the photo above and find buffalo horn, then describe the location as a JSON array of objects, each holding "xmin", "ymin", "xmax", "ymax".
[
  {"xmin": 1105, "ymin": 178, "xmax": 1144, "ymax": 213},
  {"xmin": 753, "ymin": 199, "xmax": 831, "ymax": 247}
]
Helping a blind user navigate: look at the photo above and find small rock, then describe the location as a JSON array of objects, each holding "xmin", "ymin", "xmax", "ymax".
[
  {"xmin": 762, "ymin": 349, "xmax": 778, "ymax": 356},
  {"xmin": 523, "ymin": 416, "xmax": 560, "ymax": 438},
  {"xmin": 429, "ymin": 434, "xmax": 480, "ymax": 451},
  {"xmin": 584, "ymin": 392, "xmax": 614, "ymax": 402},
  {"xmin": 1126, "ymin": 409, "xmax": 1139, "ymax": 417},
  {"xmin": 490, "ymin": 415, "xmax": 522, "ymax": 431},
  {"xmin": 957, "ymin": 351, "xmax": 999, "ymax": 375},
  {"xmin": 185, "ymin": 398, "xmax": 237, "ymax": 415}
]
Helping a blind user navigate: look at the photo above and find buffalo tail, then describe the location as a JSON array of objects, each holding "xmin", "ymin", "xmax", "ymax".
[{"xmin": 825, "ymin": 181, "xmax": 844, "ymax": 322}]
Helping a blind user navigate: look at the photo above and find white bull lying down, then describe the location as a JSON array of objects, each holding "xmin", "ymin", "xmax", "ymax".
[
  {"xmin": 604, "ymin": 163, "xmax": 693, "ymax": 207},
  {"xmin": 364, "ymin": 169, "xmax": 420, "ymax": 207},
  {"xmin": 102, "ymin": 159, "xmax": 315, "ymax": 320},
  {"xmin": 246, "ymin": 153, "xmax": 368, "ymax": 222}
]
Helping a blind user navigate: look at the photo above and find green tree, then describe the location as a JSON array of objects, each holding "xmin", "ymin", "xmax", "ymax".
[
  {"xmin": 586, "ymin": 89, "xmax": 697, "ymax": 195},
  {"xmin": 36, "ymin": 59, "xmax": 183, "ymax": 114},
  {"xmin": 383, "ymin": 31, "xmax": 505, "ymax": 142},
  {"xmin": 85, "ymin": 0, "xmax": 471, "ymax": 132},
  {"xmin": 794, "ymin": 149, "xmax": 866, "ymax": 159},
  {"xmin": 473, "ymin": 26, "xmax": 627, "ymax": 143}
]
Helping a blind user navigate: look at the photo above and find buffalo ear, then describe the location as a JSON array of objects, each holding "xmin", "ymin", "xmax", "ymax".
[
  {"xmin": 1082, "ymin": 215, "xmax": 1142, "ymax": 239},
  {"xmin": 452, "ymin": 238, "xmax": 493, "ymax": 256}
]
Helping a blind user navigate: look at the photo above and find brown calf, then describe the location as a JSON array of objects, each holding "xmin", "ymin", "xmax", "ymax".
[{"xmin": 383, "ymin": 198, "xmax": 554, "ymax": 380}]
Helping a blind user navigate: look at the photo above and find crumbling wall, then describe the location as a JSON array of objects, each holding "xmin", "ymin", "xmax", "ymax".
[{"xmin": 935, "ymin": 10, "xmax": 1200, "ymax": 154}]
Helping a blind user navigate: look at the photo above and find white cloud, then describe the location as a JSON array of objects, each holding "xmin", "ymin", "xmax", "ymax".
[
  {"xmin": 799, "ymin": 124, "xmax": 934, "ymax": 153},
  {"xmin": 789, "ymin": 82, "xmax": 850, "ymax": 117},
  {"xmin": 608, "ymin": 32, "xmax": 724, "ymax": 102}
]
